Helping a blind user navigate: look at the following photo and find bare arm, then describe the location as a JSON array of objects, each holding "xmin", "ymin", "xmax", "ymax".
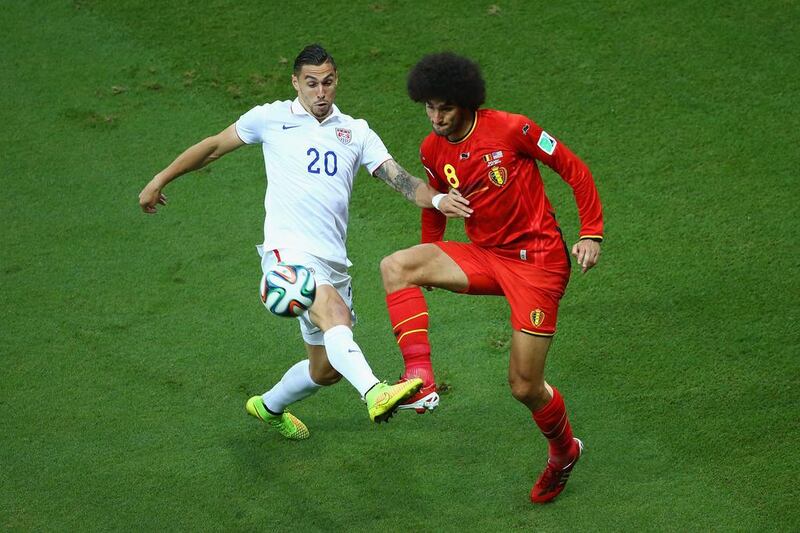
[
  {"xmin": 373, "ymin": 159, "xmax": 472, "ymax": 218},
  {"xmin": 372, "ymin": 158, "xmax": 426, "ymax": 204},
  {"xmin": 138, "ymin": 123, "xmax": 245, "ymax": 213}
]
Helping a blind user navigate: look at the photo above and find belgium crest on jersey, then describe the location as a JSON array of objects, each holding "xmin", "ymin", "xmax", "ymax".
[
  {"xmin": 488, "ymin": 166, "xmax": 508, "ymax": 187},
  {"xmin": 336, "ymin": 128, "xmax": 352, "ymax": 145},
  {"xmin": 530, "ymin": 308, "xmax": 545, "ymax": 327}
]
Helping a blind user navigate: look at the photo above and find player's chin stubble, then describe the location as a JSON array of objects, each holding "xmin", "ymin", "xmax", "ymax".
[{"xmin": 434, "ymin": 126, "xmax": 452, "ymax": 137}]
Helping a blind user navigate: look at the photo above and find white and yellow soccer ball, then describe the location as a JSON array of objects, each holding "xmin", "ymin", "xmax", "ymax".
[{"xmin": 260, "ymin": 263, "xmax": 316, "ymax": 317}]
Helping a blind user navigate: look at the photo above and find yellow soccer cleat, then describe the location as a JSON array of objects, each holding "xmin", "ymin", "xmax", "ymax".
[
  {"xmin": 246, "ymin": 396, "xmax": 309, "ymax": 440},
  {"xmin": 365, "ymin": 378, "xmax": 423, "ymax": 423}
]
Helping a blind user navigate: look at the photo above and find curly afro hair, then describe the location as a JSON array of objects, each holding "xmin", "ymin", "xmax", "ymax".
[{"xmin": 407, "ymin": 52, "xmax": 486, "ymax": 111}]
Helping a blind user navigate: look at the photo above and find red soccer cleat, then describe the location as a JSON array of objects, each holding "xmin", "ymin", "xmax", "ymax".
[
  {"xmin": 530, "ymin": 438, "xmax": 584, "ymax": 504},
  {"xmin": 396, "ymin": 380, "xmax": 439, "ymax": 414}
]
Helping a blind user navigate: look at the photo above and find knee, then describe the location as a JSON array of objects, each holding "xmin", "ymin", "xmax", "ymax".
[
  {"xmin": 310, "ymin": 293, "xmax": 352, "ymax": 331},
  {"xmin": 380, "ymin": 251, "xmax": 413, "ymax": 291},
  {"xmin": 509, "ymin": 377, "xmax": 549, "ymax": 409},
  {"xmin": 326, "ymin": 300, "xmax": 353, "ymax": 329},
  {"xmin": 309, "ymin": 365, "xmax": 342, "ymax": 386},
  {"xmin": 379, "ymin": 253, "xmax": 404, "ymax": 282}
]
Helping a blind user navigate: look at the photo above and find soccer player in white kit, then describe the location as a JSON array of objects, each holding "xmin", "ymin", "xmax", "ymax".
[{"xmin": 138, "ymin": 44, "xmax": 471, "ymax": 439}]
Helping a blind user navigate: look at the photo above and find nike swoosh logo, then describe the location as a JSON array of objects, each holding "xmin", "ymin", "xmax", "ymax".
[
  {"xmin": 282, "ymin": 124, "xmax": 300, "ymax": 130},
  {"xmin": 375, "ymin": 392, "xmax": 390, "ymax": 406}
]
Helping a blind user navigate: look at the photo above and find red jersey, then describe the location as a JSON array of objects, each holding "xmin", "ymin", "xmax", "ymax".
[{"xmin": 420, "ymin": 109, "xmax": 603, "ymax": 268}]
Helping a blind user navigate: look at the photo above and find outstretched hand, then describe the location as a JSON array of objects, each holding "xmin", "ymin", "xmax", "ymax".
[
  {"xmin": 437, "ymin": 189, "xmax": 473, "ymax": 218},
  {"xmin": 571, "ymin": 239, "xmax": 601, "ymax": 273},
  {"xmin": 138, "ymin": 180, "xmax": 168, "ymax": 214}
]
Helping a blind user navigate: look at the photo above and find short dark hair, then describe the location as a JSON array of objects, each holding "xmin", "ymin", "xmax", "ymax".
[
  {"xmin": 293, "ymin": 44, "xmax": 336, "ymax": 74},
  {"xmin": 407, "ymin": 52, "xmax": 486, "ymax": 111}
]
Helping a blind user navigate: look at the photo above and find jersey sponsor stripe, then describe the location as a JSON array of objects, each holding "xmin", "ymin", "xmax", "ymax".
[{"xmin": 465, "ymin": 186, "xmax": 489, "ymax": 199}]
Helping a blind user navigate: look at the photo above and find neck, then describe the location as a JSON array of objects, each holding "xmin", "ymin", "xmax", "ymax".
[{"xmin": 447, "ymin": 111, "xmax": 475, "ymax": 142}]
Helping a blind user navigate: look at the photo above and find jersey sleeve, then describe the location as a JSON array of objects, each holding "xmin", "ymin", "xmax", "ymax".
[
  {"xmin": 512, "ymin": 115, "xmax": 604, "ymax": 241},
  {"xmin": 419, "ymin": 146, "xmax": 447, "ymax": 243},
  {"xmin": 361, "ymin": 126, "xmax": 392, "ymax": 175},
  {"xmin": 235, "ymin": 104, "xmax": 270, "ymax": 145}
]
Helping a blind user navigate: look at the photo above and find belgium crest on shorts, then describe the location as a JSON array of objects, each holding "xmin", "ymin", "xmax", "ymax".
[{"xmin": 530, "ymin": 308, "xmax": 545, "ymax": 327}]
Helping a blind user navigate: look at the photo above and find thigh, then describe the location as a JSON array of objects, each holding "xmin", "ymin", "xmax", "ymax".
[
  {"xmin": 259, "ymin": 248, "xmax": 355, "ymax": 343},
  {"xmin": 428, "ymin": 241, "xmax": 508, "ymax": 295},
  {"xmin": 261, "ymin": 247, "xmax": 345, "ymax": 290},
  {"xmin": 390, "ymin": 242, "xmax": 472, "ymax": 292},
  {"xmin": 494, "ymin": 260, "xmax": 569, "ymax": 336},
  {"xmin": 308, "ymin": 284, "xmax": 353, "ymax": 332}
]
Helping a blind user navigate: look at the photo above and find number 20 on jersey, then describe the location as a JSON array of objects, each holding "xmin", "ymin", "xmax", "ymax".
[{"xmin": 307, "ymin": 148, "xmax": 337, "ymax": 176}]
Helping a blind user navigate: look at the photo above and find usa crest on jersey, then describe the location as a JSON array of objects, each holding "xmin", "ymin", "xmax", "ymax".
[{"xmin": 336, "ymin": 128, "xmax": 352, "ymax": 145}]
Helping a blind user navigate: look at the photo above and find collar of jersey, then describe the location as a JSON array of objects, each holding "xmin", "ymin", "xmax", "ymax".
[
  {"xmin": 290, "ymin": 98, "xmax": 342, "ymax": 125},
  {"xmin": 447, "ymin": 111, "xmax": 479, "ymax": 144}
]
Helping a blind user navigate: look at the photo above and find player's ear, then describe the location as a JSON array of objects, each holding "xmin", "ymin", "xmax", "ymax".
[{"xmin": 291, "ymin": 74, "xmax": 299, "ymax": 92}]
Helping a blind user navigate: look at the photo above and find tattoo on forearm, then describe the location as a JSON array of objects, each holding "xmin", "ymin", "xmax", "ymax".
[
  {"xmin": 393, "ymin": 167, "xmax": 422, "ymax": 202},
  {"xmin": 375, "ymin": 161, "xmax": 422, "ymax": 202}
]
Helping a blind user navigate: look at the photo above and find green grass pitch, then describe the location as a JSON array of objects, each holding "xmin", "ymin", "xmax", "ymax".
[{"xmin": 2, "ymin": 1, "xmax": 798, "ymax": 530}]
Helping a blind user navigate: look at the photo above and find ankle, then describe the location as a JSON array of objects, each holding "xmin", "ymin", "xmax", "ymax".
[
  {"xmin": 404, "ymin": 365, "xmax": 434, "ymax": 386},
  {"xmin": 364, "ymin": 381, "xmax": 383, "ymax": 401},
  {"xmin": 264, "ymin": 400, "xmax": 283, "ymax": 417},
  {"xmin": 549, "ymin": 440, "xmax": 578, "ymax": 466}
]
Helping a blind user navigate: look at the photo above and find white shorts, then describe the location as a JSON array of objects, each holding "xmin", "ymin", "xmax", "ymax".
[{"xmin": 258, "ymin": 246, "xmax": 356, "ymax": 345}]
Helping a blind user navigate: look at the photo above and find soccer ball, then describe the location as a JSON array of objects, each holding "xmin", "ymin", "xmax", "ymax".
[{"xmin": 261, "ymin": 263, "xmax": 316, "ymax": 317}]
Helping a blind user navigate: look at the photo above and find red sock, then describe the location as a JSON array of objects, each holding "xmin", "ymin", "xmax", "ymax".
[
  {"xmin": 532, "ymin": 386, "xmax": 576, "ymax": 465},
  {"xmin": 385, "ymin": 287, "xmax": 434, "ymax": 386}
]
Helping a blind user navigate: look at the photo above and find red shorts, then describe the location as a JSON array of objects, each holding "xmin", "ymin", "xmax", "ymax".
[{"xmin": 434, "ymin": 241, "xmax": 570, "ymax": 336}]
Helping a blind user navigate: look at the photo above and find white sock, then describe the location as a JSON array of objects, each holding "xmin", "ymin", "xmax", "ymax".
[
  {"xmin": 323, "ymin": 325, "xmax": 380, "ymax": 397},
  {"xmin": 262, "ymin": 359, "xmax": 322, "ymax": 414}
]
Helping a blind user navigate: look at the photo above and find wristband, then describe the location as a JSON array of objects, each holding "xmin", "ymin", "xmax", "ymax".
[{"xmin": 432, "ymin": 193, "xmax": 446, "ymax": 211}]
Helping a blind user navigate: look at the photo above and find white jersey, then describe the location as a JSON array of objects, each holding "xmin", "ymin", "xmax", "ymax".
[{"xmin": 235, "ymin": 98, "xmax": 391, "ymax": 265}]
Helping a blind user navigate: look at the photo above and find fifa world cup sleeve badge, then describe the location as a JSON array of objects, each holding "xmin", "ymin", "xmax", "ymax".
[{"xmin": 537, "ymin": 131, "xmax": 557, "ymax": 155}]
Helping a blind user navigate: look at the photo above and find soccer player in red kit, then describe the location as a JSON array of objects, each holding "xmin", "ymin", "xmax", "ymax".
[{"xmin": 380, "ymin": 53, "xmax": 603, "ymax": 504}]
